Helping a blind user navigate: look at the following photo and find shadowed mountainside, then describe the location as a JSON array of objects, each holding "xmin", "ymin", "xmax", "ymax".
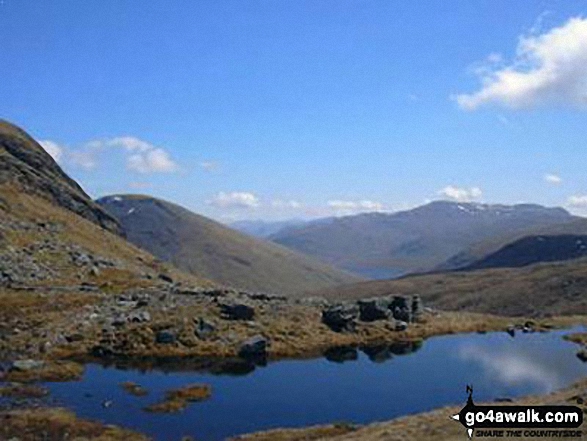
[{"xmin": 97, "ymin": 195, "xmax": 362, "ymax": 296}]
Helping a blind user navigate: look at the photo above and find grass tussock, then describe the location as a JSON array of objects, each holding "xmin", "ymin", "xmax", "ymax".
[{"xmin": 144, "ymin": 383, "xmax": 211, "ymax": 413}]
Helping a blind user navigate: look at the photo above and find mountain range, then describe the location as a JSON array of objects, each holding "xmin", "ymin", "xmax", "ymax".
[{"xmin": 269, "ymin": 201, "xmax": 580, "ymax": 278}]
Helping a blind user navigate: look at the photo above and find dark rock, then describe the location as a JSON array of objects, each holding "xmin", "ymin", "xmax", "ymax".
[
  {"xmin": 322, "ymin": 304, "xmax": 358, "ymax": 333},
  {"xmin": 411, "ymin": 295, "xmax": 423, "ymax": 322},
  {"xmin": 390, "ymin": 296, "xmax": 412, "ymax": 322},
  {"xmin": 219, "ymin": 302, "xmax": 255, "ymax": 321},
  {"xmin": 65, "ymin": 333, "xmax": 84, "ymax": 343},
  {"xmin": 238, "ymin": 335, "xmax": 268, "ymax": 358},
  {"xmin": 155, "ymin": 330, "xmax": 176, "ymax": 344},
  {"xmin": 158, "ymin": 273, "xmax": 173, "ymax": 283},
  {"xmin": 577, "ymin": 350, "xmax": 587, "ymax": 362},
  {"xmin": 194, "ymin": 317, "xmax": 215, "ymax": 340},
  {"xmin": 357, "ymin": 299, "xmax": 390, "ymax": 322},
  {"xmin": 506, "ymin": 326, "xmax": 516, "ymax": 337},
  {"xmin": 395, "ymin": 320, "xmax": 408, "ymax": 331}
]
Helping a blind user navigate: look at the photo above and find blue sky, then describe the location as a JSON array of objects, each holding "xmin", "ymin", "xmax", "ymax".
[{"xmin": 1, "ymin": 1, "xmax": 587, "ymax": 221}]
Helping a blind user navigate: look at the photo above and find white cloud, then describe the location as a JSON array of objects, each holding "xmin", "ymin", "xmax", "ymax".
[
  {"xmin": 544, "ymin": 173, "xmax": 562, "ymax": 185},
  {"xmin": 438, "ymin": 185, "xmax": 482, "ymax": 202},
  {"xmin": 456, "ymin": 17, "xmax": 587, "ymax": 110},
  {"xmin": 38, "ymin": 140, "xmax": 64, "ymax": 162},
  {"xmin": 208, "ymin": 192, "xmax": 260, "ymax": 209},
  {"xmin": 568, "ymin": 195, "xmax": 587, "ymax": 207},
  {"xmin": 327, "ymin": 200, "xmax": 386, "ymax": 215},
  {"xmin": 105, "ymin": 137, "xmax": 178, "ymax": 173}
]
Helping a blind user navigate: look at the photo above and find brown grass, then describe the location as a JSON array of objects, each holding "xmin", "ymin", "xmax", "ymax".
[
  {"xmin": 5, "ymin": 360, "xmax": 84, "ymax": 383},
  {"xmin": 0, "ymin": 407, "xmax": 148, "ymax": 441},
  {"xmin": 0, "ymin": 383, "xmax": 49, "ymax": 398},
  {"xmin": 144, "ymin": 383, "xmax": 211, "ymax": 413}
]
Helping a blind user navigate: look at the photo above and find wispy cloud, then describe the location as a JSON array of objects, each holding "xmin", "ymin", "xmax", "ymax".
[
  {"xmin": 37, "ymin": 136, "xmax": 179, "ymax": 174},
  {"xmin": 106, "ymin": 137, "xmax": 178, "ymax": 173},
  {"xmin": 208, "ymin": 191, "xmax": 260, "ymax": 209},
  {"xmin": 455, "ymin": 17, "xmax": 587, "ymax": 110},
  {"xmin": 326, "ymin": 199, "xmax": 386, "ymax": 215},
  {"xmin": 438, "ymin": 185, "xmax": 482, "ymax": 202},
  {"xmin": 568, "ymin": 194, "xmax": 587, "ymax": 207},
  {"xmin": 544, "ymin": 173, "xmax": 562, "ymax": 185}
]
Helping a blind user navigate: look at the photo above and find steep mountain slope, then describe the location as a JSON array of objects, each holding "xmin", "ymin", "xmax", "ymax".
[
  {"xmin": 438, "ymin": 217, "xmax": 587, "ymax": 270},
  {"xmin": 0, "ymin": 120, "xmax": 122, "ymax": 236},
  {"xmin": 463, "ymin": 234, "xmax": 587, "ymax": 270},
  {"xmin": 0, "ymin": 120, "xmax": 208, "ymax": 289},
  {"xmin": 312, "ymin": 257, "xmax": 587, "ymax": 317},
  {"xmin": 270, "ymin": 201, "xmax": 575, "ymax": 278},
  {"xmin": 97, "ymin": 195, "xmax": 362, "ymax": 296}
]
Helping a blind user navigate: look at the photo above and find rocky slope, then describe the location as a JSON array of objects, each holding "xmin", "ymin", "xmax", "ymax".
[
  {"xmin": 0, "ymin": 120, "xmax": 121, "ymax": 235},
  {"xmin": 270, "ymin": 201, "xmax": 575, "ymax": 278},
  {"xmin": 97, "ymin": 195, "xmax": 362, "ymax": 296}
]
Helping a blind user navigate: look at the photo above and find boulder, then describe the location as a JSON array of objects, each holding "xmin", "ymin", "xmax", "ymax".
[
  {"xmin": 11, "ymin": 359, "xmax": 45, "ymax": 371},
  {"xmin": 322, "ymin": 304, "xmax": 358, "ymax": 333},
  {"xmin": 155, "ymin": 330, "xmax": 176, "ymax": 344},
  {"xmin": 357, "ymin": 299, "xmax": 391, "ymax": 322},
  {"xmin": 395, "ymin": 320, "xmax": 408, "ymax": 331},
  {"xmin": 219, "ymin": 302, "xmax": 255, "ymax": 321},
  {"xmin": 238, "ymin": 335, "xmax": 268, "ymax": 358},
  {"xmin": 390, "ymin": 296, "xmax": 412, "ymax": 322},
  {"xmin": 506, "ymin": 326, "xmax": 516, "ymax": 337},
  {"xmin": 577, "ymin": 350, "xmax": 587, "ymax": 362},
  {"xmin": 411, "ymin": 295, "xmax": 423, "ymax": 322},
  {"xmin": 194, "ymin": 317, "xmax": 215, "ymax": 340}
]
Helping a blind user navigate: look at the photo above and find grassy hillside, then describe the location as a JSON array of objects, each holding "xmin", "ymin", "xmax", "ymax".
[
  {"xmin": 312, "ymin": 258, "xmax": 587, "ymax": 317},
  {"xmin": 0, "ymin": 121, "xmax": 210, "ymax": 290},
  {"xmin": 97, "ymin": 195, "xmax": 362, "ymax": 296}
]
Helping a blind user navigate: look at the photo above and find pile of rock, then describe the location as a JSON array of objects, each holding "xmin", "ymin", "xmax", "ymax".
[
  {"xmin": 322, "ymin": 295, "xmax": 424, "ymax": 333},
  {"xmin": 322, "ymin": 304, "xmax": 359, "ymax": 332}
]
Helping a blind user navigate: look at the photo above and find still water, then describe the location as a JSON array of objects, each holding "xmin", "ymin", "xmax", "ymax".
[{"xmin": 47, "ymin": 327, "xmax": 586, "ymax": 441}]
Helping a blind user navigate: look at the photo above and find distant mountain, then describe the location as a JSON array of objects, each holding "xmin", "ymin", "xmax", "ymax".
[
  {"xmin": 97, "ymin": 195, "xmax": 362, "ymax": 296},
  {"xmin": 230, "ymin": 219, "xmax": 307, "ymax": 238},
  {"xmin": 0, "ymin": 120, "xmax": 206, "ymax": 288},
  {"xmin": 270, "ymin": 201, "xmax": 576, "ymax": 278}
]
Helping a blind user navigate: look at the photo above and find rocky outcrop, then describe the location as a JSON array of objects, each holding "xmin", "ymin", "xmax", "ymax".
[{"xmin": 322, "ymin": 304, "xmax": 358, "ymax": 332}]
